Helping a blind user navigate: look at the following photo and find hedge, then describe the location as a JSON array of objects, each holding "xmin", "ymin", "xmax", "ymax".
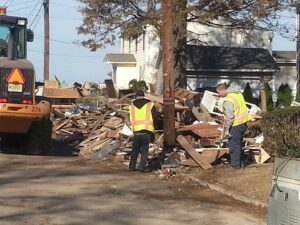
[{"xmin": 261, "ymin": 107, "xmax": 300, "ymax": 158}]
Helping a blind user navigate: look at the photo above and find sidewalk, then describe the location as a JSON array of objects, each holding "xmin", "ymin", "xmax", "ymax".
[{"xmin": 182, "ymin": 163, "xmax": 273, "ymax": 208}]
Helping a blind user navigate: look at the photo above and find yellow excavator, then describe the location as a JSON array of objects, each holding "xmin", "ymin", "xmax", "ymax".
[{"xmin": 0, "ymin": 7, "xmax": 51, "ymax": 154}]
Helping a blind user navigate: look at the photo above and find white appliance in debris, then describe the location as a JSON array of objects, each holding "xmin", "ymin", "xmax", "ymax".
[{"xmin": 201, "ymin": 90, "xmax": 261, "ymax": 118}]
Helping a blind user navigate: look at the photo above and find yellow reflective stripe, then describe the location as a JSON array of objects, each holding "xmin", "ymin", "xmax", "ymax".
[
  {"xmin": 129, "ymin": 102, "xmax": 154, "ymax": 132},
  {"xmin": 145, "ymin": 102, "xmax": 151, "ymax": 130},
  {"xmin": 234, "ymin": 112, "xmax": 249, "ymax": 123},
  {"xmin": 225, "ymin": 93, "xmax": 250, "ymax": 126},
  {"xmin": 130, "ymin": 105, "xmax": 136, "ymax": 127},
  {"xmin": 226, "ymin": 95, "xmax": 238, "ymax": 106}
]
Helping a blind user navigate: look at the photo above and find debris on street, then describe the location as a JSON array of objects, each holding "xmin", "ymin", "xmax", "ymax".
[{"xmin": 50, "ymin": 85, "xmax": 268, "ymax": 172}]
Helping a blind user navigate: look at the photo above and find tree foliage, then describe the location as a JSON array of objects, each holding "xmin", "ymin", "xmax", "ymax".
[
  {"xmin": 77, "ymin": 0, "xmax": 293, "ymax": 86},
  {"xmin": 78, "ymin": 0, "xmax": 292, "ymax": 49}
]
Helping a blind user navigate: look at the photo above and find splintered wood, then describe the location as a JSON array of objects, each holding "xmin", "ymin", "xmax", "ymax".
[
  {"xmin": 51, "ymin": 87, "xmax": 265, "ymax": 168},
  {"xmin": 177, "ymin": 135, "xmax": 212, "ymax": 170}
]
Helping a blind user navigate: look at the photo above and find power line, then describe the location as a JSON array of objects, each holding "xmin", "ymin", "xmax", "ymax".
[
  {"xmin": 32, "ymin": 9, "xmax": 43, "ymax": 30},
  {"xmin": 27, "ymin": 0, "xmax": 42, "ymax": 18},
  {"xmin": 28, "ymin": 49, "xmax": 102, "ymax": 58},
  {"xmin": 8, "ymin": 0, "xmax": 38, "ymax": 8},
  {"xmin": 3, "ymin": 0, "xmax": 13, "ymax": 7},
  {"xmin": 29, "ymin": 2, "xmax": 43, "ymax": 28},
  {"xmin": 51, "ymin": 2, "xmax": 77, "ymax": 9},
  {"xmin": 34, "ymin": 33, "xmax": 79, "ymax": 45},
  {"xmin": 50, "ymin": 15, "xmax": 82, "ymax": 20},
  {"xmin": 7, "ymin": 4, "xmax": 36, "ymax": 12}
]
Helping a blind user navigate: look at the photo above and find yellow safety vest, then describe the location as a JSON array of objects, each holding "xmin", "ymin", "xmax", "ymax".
[
  {"xmin": 129, "ymin": 101, "xmax": 154, "ymax": 132},
  {"xmin": 224, "ymin": 93, "xmax": 251, "ymax": 127}
]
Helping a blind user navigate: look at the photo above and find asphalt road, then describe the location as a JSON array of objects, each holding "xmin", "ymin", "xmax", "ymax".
[{"xmin": 0, "ymin": 153, "xmax": 266, "ymax": 225}]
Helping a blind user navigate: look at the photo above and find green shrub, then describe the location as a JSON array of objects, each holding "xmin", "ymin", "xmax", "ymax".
[
  {"xmin": 262, "ymin": 107, "xmax": 300, "ymax": 158},
  {"xmin": 243, "ymin": 82, "xmax": 254, "ymax": 103},
  {"xmin": 242, "ymin": 82, "xmax": 259, "ymax": 106},
  {"xmin": 276, "ymin": 83, "xmax": 292, "ymax": 107},
  {"xmin": 263, "ymin": 83, "xmax": 274, "ymax": 111},
  {"xmin": 128, "ymin": 79, "xmax": 148, "ymax": 91},
  {"xmin": 295, "ymin": 85, "xmax": 300, "ymax": 102}
]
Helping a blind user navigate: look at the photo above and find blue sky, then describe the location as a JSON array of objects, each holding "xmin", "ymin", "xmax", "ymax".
[
  {"xmin": 3, "ymin": 0, "xmax": 120, "ymax": 85},
  {"xmin": 2, "ymin": 0, "xmax": 296, "ymax": 85}
]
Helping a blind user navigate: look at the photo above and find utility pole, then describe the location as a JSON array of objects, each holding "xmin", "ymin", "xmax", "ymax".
[
  {"xmin": 161, "ymin": 0, "xmax": 175, "ymax": 147},
  {"xmin": 43, "ymin": 0, "xmax": 50, "ymax": 81},
  {"xmin": 296, "ymin": 1, "xmax": 300, "ymax": 86}
]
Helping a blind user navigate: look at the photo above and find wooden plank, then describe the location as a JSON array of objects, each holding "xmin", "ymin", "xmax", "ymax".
[
  {"xmin": 92, "ymin": 141, "xmax": 118, "ymax": 159},
  {"xmin": 180, "ymin": 159, "xmax": 199, "ymax": 167},
  {"xmin": 181, "ymin": 149, "xmax": 228, "ymax": 166},
  {"xmin": 103, "ymin": 117, "xmax": 123, "ymax": 128},
  {"xmin": 198, "ymin": 149, "xmax": 228, "ymax": 163},
  {"xmin": 52, "ymin": 108, "xmax": 65, "ymax": 118},
  {"xmin": 106, "ymin": 129, "xmax": 119, "ymax": 138},
  {"xmin": 78, "ymin": 133, "xmax": 104, "ymax": 147},
  {"xmin": 177, "ymin": 123, "xmax": 222, "ymax": 132},
  {"xmin": 61, "ymin": 129, "xmax": 73, "ymax": 135},
  {"xmin": 145, "ymin": 93, "xmax": 187, "ymax": 110},
  {"xmin": 89, "ymin": 94, "xmax": 132, "ymax": 137},
  {"xmin": 192, "ymin": 129, "xmax": 221, "ymax": 138},
  {"xmin": 177, "ymin": 123, "xmax": 222, "ymax": 138},
  {"xmin": 54, "ymin": 119, "xmax": 70, "ymax": 131},
  {"xmin": 80, "ymin": 138, "xmax": 110, "ymax": 152},
  {"xmin": 254, "ymin": 148, "xmax": 270, "ymax": 164},
  {"xmin": 174, "ymin": 88, "xmax": 195, "ymax": 101},
  {"xmin": 45, "ymin": 80, "xmax": 59, "ymax": 89},
  {"xmin": 192, "ymin": 107, "xmax": 214, "ymax": 123},
  {"xmin": 52, "ymin": 104, "xmax": 74, "ymax": 109},
  {"xmin": 176, "ymin": 135, "xmax": 212, "ymax": 170}
]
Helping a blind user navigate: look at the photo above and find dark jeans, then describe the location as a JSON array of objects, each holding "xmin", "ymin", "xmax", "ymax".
[
  {"xmin": 228, "ymin": 123, "xmax": 247, "ymax": 168},
  {"xmin": 129, "ymin": 132, "xmax": 151, "ymax": 170}
]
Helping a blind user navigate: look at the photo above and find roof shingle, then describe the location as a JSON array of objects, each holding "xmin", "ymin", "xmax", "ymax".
[
  {"xmin": 186, "ymin": 45, "xmax": 279, "ymax": 72},
  {"xmin": 103, "ymin": 54, "xmax": 136, "ymax": 64}
]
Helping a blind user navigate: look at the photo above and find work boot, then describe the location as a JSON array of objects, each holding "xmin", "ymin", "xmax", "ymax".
[
  {"xmin": 129, "ymin": 167, "xmax": 137, "ymax": 171},
  {"xmin": 230, "ymin": 165, "xmax": 244, "ymax": 170}
]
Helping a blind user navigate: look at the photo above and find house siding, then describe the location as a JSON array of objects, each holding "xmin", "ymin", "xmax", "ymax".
[
  {"xmin": 187, "ymin": 20, "xmax": 272, "ymax": 51},
  {"xmin": 122, "ymin": 26, "xmax": 163, "ymax": 94},
  {"xmin": 115, "ymin": 64, "xmax": 137, "ymax": 90},
  {"xmin": 273, "ymin": 64, "xmax": 297, "ymax": 99}
]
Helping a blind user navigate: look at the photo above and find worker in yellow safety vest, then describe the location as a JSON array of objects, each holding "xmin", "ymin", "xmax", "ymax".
[
  {"xmin": 216, "ymin": 83, "xmax": 251, "ymax": 170},
  {"xmin": 128, "ymin": 89, "xmax": 159, "ymax": 172}
]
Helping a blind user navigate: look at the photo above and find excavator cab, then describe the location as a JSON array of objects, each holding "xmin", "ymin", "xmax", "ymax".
[{"xmin": 0, "ymin": 13, "xmax": 33, "ymax": 58}]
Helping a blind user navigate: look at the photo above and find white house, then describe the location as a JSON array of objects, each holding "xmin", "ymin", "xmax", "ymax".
[
  {"xmin": 103, "ymin": 53, "xmax": 137, "ymax": 90},
  {"xmin": 104, "ymin": 18, "xmax": 295, "ymax": 101},
  {"xmin": 104, "ymin": 26, "xmax": 163, "ymax": 95}
]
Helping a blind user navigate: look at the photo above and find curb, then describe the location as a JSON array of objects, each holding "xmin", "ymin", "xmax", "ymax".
[{"xmin": 186, "ymin": 175, "xmax": 268, "ymax": 208}]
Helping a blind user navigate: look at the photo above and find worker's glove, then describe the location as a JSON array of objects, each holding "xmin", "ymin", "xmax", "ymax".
[
  {"xmin": 222, "ymin": 128, "xmax": 232, "ymax": 140},
  {"xmin": 222, "ymin": 132, "xmax": 232, "ymax": 140}
]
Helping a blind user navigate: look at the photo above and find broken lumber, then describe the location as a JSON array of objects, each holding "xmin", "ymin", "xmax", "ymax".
[{"xmin": 176, "ymin": 135, "xmax": 212, "ymax": 170}]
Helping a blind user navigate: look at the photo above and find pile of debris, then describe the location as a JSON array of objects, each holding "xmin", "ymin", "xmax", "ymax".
[
  {"xmin": 171, "ymin": 88, "xmax": 269, "ymax": 171},
  {"xmin": 51, "ymin": 87, "xmax": 269, "ymax": 173}
]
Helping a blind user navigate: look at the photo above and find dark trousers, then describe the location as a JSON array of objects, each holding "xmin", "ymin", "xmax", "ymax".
[
  {"xmin": 228, "ymin": 123, "xmax": 247, "ymax": 168},
  {"xmin": 129, "ymin": 132, "xmax": 151, "ymax": 170}
]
